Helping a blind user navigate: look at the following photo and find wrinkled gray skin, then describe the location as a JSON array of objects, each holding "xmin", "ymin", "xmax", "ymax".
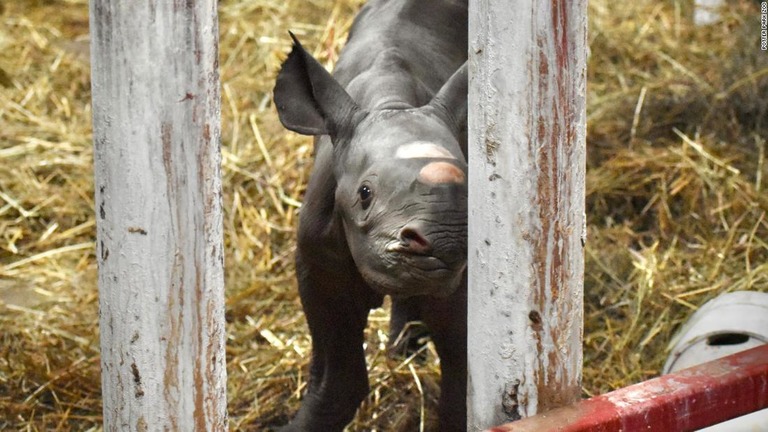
[{"xmin": 273, "ymin": 1, "xmax": 467, "ymax": 430}]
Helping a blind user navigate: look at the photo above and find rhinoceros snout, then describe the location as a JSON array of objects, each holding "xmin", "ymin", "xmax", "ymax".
[
  {"xmin": 385, "ymin": 224, "xmax": 431, "ymax": 255},
  {"xmin": 391, "ymin": 224, "xmax": 432, "ymax": 255}
]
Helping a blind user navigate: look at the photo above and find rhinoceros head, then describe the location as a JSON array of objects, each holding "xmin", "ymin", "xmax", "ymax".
[{"xmin": 274, "ymin": 34, "xmax": 467, "ymax": 298}]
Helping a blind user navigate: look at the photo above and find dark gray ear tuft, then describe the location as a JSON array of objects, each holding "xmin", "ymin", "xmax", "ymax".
[
  {"xmin": 273, "ymin": 33, "xmax": 326, "ymax": 135},
  {"xmin": 429, "ymin": 61, "xmax": 468, "ymax": 136},
  {"xmin": 273, "ymin": 32, "xmax": 359, "ymax": 137}
]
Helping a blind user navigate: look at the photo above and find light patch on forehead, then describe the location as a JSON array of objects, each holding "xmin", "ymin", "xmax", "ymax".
[{"xmin": 395, "ymin": 141, "xmax": 456, "ymax": 160}]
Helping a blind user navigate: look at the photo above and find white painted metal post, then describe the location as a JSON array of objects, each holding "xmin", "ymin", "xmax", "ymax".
[
  {"xmin": 90, "ymin": 1, "xmax": 228, "ymax": 430},
  {"xmin": 467, "ymin": 0, "xmax": 587, "ymax": 430},
  {"xmin": 694, "ymin": 0, "xmax": 724, "ymax": 26}
]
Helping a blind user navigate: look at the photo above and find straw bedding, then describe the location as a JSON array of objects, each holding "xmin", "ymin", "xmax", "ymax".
[{"xmin": 0, "ymin": 0, "xmax": 766, "ymax": 430}]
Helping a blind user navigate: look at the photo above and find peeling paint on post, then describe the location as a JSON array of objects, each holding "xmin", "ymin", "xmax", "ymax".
[
  {"xmin": 90, "ymin": 1, "xmax": 228, "ymax": 430},
  {"xmin": 467, "ymin": 0, "xmax": 587, "ymax": 430}
]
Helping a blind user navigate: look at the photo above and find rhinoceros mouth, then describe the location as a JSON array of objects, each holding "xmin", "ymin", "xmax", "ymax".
[
  {"xmin": 358, "ymin": 245, "xmax": 464, "ymax": 297},
  {"xmin": 350, "ymin": 231, "xmax": 465, "ymax": 297},
  {"xmin": 403, "ymin": 255, "xmax": 451, "ymax": 272},
  {"xmin": 384, "ymin": 240, "xmax": 455, "ymax": 269},
  {"xmin": 385, "ymin": 240, "xmax": 429, "ymax": 255},
  {"xmin": 384, "ymin": 235, "xmax": 466, "ymax": 272},
  {"xmin": 363, "ymin": 263, "xmax": 463, "ymax": 298}
]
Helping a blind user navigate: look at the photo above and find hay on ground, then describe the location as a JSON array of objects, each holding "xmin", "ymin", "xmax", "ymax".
[{"xmin": 0, "ymin": 0, "xmax": 766, "ymax": 430}]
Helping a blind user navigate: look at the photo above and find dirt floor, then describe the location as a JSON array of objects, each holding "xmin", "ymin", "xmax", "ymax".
[{"xmin": 1, "ymin": 0, "xmax": 767, "ymax": 430}]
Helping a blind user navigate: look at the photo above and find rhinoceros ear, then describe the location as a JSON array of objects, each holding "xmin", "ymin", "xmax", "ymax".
[
  {"xmin": 429, "ymin": 61, "xmax": 468, "ymax": 137},
  {"xmin": 274, "ymin": 32, "xmax": 359, "ymax": 137}
]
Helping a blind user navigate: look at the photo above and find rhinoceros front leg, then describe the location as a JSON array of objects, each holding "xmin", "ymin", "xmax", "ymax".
[
  {"xmin": 280, "ymin": 257, "xmax": 380, "ymax": 432},
  {"xmin": 421, "ymin": 273, "xmax": 467, "ymax": 432}
]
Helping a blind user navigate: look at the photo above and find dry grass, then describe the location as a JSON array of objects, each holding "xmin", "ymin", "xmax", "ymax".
[
  {"xmin": 583, "ymin": 0, "xmax": 768, "ymax": 396},
  {"xmin": 0, "ymin": 0, "xmax": 766, "ymax": 430}
]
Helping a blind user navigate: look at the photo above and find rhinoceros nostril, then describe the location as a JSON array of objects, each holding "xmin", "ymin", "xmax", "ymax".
[{"xmin": 398, "ymin": 226, "xmax": 431, "ymax": 254}]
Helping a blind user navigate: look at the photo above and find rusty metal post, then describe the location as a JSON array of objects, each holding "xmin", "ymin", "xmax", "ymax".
[
  {"xmin": 486, "ymin": 344, "xmax": 768, "ymax": 432},
  {"xmin": 90, "ymin": 1, "xmax": 228, "ymax": 430},
  {"xmin": 467, "ymin": 0, "xmax": 587, "ymax": 429}
]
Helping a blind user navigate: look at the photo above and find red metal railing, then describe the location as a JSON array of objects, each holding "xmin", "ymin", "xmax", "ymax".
[{"xmin": 487, "ymin": 344, "xmax": 768, "ymax": 432}]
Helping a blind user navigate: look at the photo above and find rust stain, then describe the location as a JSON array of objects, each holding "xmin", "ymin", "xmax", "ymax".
[
  {"xmin": 161, "ymin": 70, "xmax": 225, "ymax": 427},
  {"xmin": 161, "ymin": 120, "xmax": 180, "ymax": 426},
  {"xmin": 200, "ymin": 123, "xmax": 217, "ymax": 216},
  {"xmin": 204, "ymin": 287, "xmax": 225, "ymax": 427},
  {"xmin": 189, "ymin": 2, "xmax": 203, "ymax": 65},
  {"xmin": 202, "ymin": 123, "xmax": 211, "ymax": 142},
  {"xmin": 163, "ymin": 251, "xmax": 183, "ymax": 432},
  {"xmin": 525, "ymin": 0, "xmax": 580, "ymax": 414},
  {"xmin": 193, "ymin": 265, "xmax": 206, "ymax": 431}
]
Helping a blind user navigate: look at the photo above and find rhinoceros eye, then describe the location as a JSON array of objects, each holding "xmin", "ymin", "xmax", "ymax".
[{"xmin": 358, "ymin": 184, "xmax": 373, "ymax": 210}]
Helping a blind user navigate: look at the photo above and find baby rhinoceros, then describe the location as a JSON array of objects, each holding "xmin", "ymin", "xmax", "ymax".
[{"xmin": 273, "ymin": 1, "xmax": 468, "ymax": 430}]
